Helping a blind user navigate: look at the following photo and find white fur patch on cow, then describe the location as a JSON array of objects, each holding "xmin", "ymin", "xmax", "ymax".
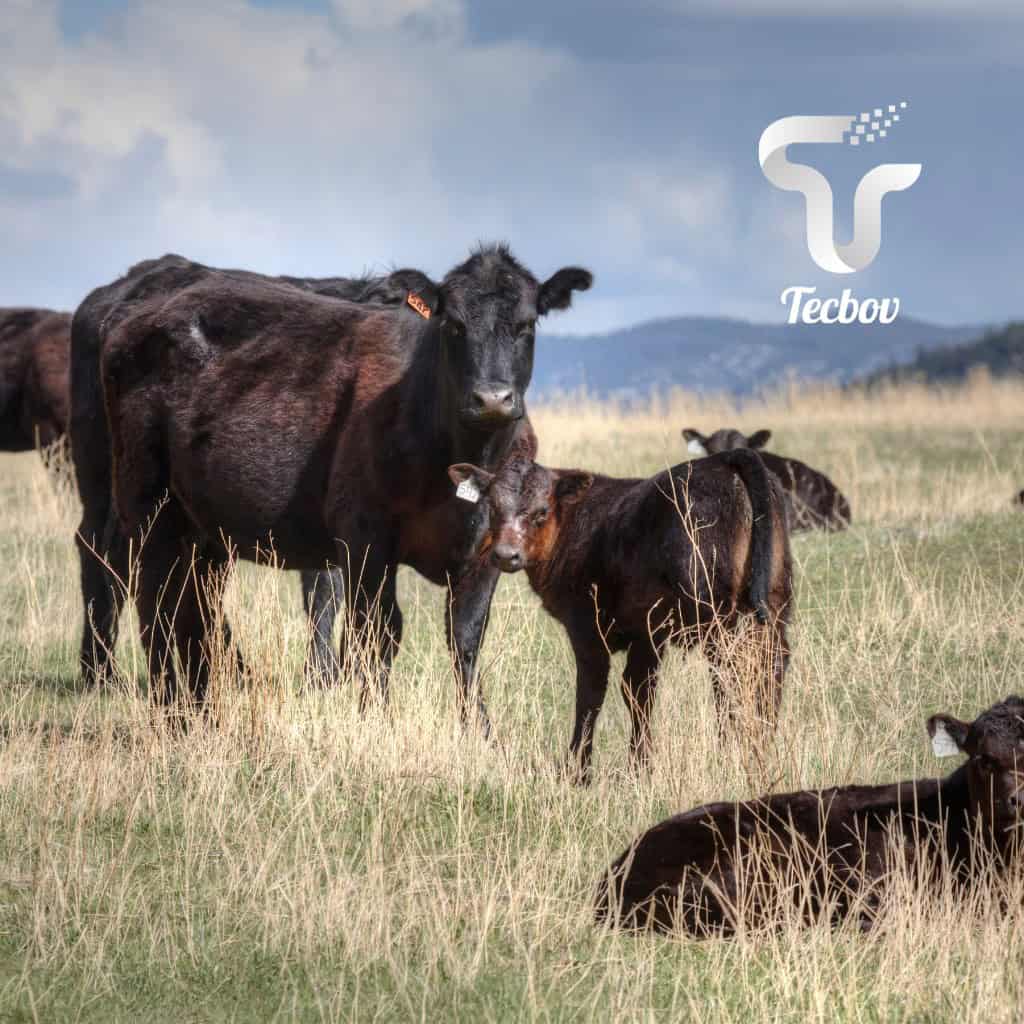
[
  {"xmin": 931, "ymin": 722, "xmax": 961, "ymax": 758},
  {"xmin": 455, "ymin": 479, "xmax": 480, "ymax": 504},
  {"xmin": 687, "ymin": 439, "xmax": 707, "ymax": 456}
]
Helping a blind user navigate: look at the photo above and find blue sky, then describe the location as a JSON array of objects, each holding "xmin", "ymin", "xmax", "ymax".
[{"xmin": 1, "ymin": 0, "xmax": 1022, "ymax": 332}]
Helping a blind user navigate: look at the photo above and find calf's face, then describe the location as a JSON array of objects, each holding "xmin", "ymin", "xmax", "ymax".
[
  {"xmin": 437, "ymin": 248, "xmax": 591, "ymax": 429},
  {"xmin": 929, "ymin": 696, "xmax": 1024, "ymax": 831},
  {"xmin": 447, "ymin": 461, "xmax": 592, "ymax": 572},
  {"xmin": 683, "ymin": 427, "xmax": 772, "ymax": 456}
]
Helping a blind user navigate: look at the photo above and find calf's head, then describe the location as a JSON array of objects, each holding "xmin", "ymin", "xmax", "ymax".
[
  {"xmin": 448, "ymin": 459, "xmax": 592, "ymax": 572},
  {"xmin": 683, "ymin": 427, "xmax": 772, "ymax": 456},
  {"xmin": 435, "ymin": 245, "xmax": 592, "ymax": 428},
  {"xmin": 929, "ymin": 696, "xmax": 1024, "ymax": 833}
]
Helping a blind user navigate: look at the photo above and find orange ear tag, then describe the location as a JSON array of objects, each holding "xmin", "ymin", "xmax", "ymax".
[{"xmin": 406, "ymin": 292, "xmax": 431, "ymax": 319}]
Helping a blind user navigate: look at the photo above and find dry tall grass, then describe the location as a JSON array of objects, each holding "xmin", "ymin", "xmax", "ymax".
[{"xmin": 0, "ymin": 377, "xmax": 1022, "ymax": 1021}]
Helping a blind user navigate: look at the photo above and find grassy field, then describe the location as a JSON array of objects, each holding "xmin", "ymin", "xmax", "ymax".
[{"xmin": 0, "ymin": 374, "xmax": 1022, "ymax": 1022}]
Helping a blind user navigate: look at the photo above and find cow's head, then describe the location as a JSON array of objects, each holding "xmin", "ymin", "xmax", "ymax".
[
  {"xmin": 928, "ymin": 696, "xmax": 1024, "ymax": 835},
  {"xmin": 683, "ymin": 427, "xmax": 772, "ymax": 456},
  {"xmin": 448, "ymin": 458, "xmax": 592, "ymax": 572},
  {"xmin": 435, "ymin": 245, "xmax": 592, "ymax": 428}
]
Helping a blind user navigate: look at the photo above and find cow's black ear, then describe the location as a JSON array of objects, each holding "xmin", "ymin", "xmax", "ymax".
[
  {"xmin": 537, "ymin": 267, "xmax": 593, "ymax": 315},
  {"xmin": 554, "ymin": 471, "xmax": 593, "ymax": 505},
  {"xmin": 747, "ymin": 430, "xmax": 772, "ymax": 450},
  {"xmin": 366, "ymin": 269, "xmax": 443, "ymax": 317},
  {"xmin": 683, "ymin": 428, "xmax": 708, "ymax": 456},
  {"xmin": 927, "ymin": 714, "xmax": 970, "ymax": 758}
]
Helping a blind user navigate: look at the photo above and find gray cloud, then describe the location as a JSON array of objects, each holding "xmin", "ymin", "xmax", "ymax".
[{"xmin": 1, "ymin": 0, "xmax": 1022, "ymax": 331}]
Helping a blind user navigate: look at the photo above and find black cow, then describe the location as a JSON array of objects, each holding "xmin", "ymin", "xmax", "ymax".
[
  {"xmin": 71, "ymin": 255, "xmax": 441, "ymax": 688},
  {"xmin": 0, "ymin": 308, "xmax": 71, "ymax": 452},
  {"xmin": 597, "ymin": 696, "xmax": 1024, "ymax": 936},
  {"xmin": 683, "ymin": 427, "xmax": 851, "ymax": 531},
  {"xmin": 449, "ymin": 444, "xmax": 792, "ymax": 779},
  {"xmin": 91, "ymin": 245, "xmax": 591, "ymax": 724}
]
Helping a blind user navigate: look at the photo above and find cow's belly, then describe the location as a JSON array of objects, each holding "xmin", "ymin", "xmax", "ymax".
[{"xmin": 167, "ymin": 409, "xmax": 337, "ymax": 568}]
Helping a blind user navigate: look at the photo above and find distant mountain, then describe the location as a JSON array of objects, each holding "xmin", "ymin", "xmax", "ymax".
[
  {"xmin": 863, "ymin": 322, "xmax": 1024, "ymax": 385},
  {"xmin": 533, "ymin": 316, "xmax": 982, "ymax": 398}
]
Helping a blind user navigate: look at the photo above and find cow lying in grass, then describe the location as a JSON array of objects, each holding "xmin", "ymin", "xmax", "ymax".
[
  {"xmin": 683, "ymin": 426, "xmax": 851, "ymax": 531},
  {"xmin": 595, "ymin": 695, "xmax": 1024, "ymax": 936},
  {"xmin": 448, "ymin": 446, "xmax": 791, "ymax": 780}
]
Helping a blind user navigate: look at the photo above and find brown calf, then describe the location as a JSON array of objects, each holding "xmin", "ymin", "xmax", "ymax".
[
  {"xmin": 596, "ymin": 696, "xmax": 1024, "ymax": 936},
  {"xmin": 449, "ymin": 447, "xmax": 792, "ymax": 778},
  {"xmin": 0, "ymin": 308, "xmax": 71, "ymax": 452},
  {"xmin": 683, "ymin": 426, "xmax": 851, "ymax": 531}
]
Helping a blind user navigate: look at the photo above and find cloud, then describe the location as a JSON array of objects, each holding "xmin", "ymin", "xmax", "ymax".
[{"xmin": 665, "ymin": 0, "xmax": 1022, "ymax": 15}]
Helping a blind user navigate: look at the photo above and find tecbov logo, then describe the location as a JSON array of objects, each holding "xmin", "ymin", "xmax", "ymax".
[{"xmin": 759, "ymin": 102, "xmax": 921, "ymax": 275}]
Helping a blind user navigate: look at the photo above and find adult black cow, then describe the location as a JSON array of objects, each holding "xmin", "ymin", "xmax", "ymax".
[
  {"xmin": 72, "ymin": 255, "xmax": 442, "ymax": 688},
  {"xmin": 91, "ymin": 245, "xmax": 592, "ymax": 727},
  {"xmin": 0, "ymin": 308, "xmax": 72, "ymax": 452}
]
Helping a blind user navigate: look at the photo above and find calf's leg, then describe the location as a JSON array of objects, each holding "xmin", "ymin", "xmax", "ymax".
[
  {"xmin": 566, "ymin": 626, "xmax": 611, "ymax": 782},
  {"xmin": 621, "ymin": 640, "xmax": 663, "ymax": 772}
]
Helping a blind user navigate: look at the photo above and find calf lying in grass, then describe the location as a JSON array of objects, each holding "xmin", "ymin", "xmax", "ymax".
[
  {"xmin": 596, "ymin": 696, "xmax": 1024, "ymax": 936},
  {"xmin": 683, "ymin": 426, "xmax": 851, "ymax": 531},
  {"xmin": 448, "ymin": 446, "xmax": 792, "ymax": 780}
]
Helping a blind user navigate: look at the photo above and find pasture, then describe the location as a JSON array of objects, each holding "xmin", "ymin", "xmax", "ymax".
[{"xmin": 0, "ymin": 375, "xmax": 1022, "ymax": 1022}]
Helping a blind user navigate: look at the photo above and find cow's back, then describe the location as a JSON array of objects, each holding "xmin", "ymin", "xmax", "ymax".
[{"xmin": 101, "ymin": 275, "xmax": 412, "ymax": 563}]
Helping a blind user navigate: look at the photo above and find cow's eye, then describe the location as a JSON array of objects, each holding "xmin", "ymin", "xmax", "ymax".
[{"xmin": 530, "ymin": 509, "xmax": 548, "ymax": 526}]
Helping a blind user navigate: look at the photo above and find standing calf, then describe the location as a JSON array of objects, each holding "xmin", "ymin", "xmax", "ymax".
[
  {"xmin": 596, "ymin": 696, "xmax": 1024, "ymax": 936},
  {"xmin": 449, "ymin": 447, "xmax": 792, "ymax": 779},
  {"xmin": 683, "ymin": 426, "xmax": 851, "ymax": 531}
]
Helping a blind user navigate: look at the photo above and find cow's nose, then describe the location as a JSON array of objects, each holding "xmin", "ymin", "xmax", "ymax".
[
  {"xmin": 491, "ymin": 545, "xmax": 523, "ymax": 572},
  {"xmin": 472, "ymin": 387, "xmax": 515, "ymax": 419}
]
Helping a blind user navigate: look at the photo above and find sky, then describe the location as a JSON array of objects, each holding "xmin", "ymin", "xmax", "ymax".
[{"xmin": 1, "ymin": 0, "xmax": 1022, "ymax": 333}]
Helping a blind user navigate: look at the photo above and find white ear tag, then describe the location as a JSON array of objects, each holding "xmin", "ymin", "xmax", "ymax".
[
  {"xmin": 931, "ymin": 723, "xmax": 961, "ymax": 758},
  {"xmin": 455, "ymin": 478, "xmax": 480, "ymax": 504},
  {"xmin": 687, "ymin": 439, "xmax": 707, "ymax": 456}
]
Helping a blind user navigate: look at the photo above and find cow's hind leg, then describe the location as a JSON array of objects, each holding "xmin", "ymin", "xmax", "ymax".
[
  {"xmin": 134, "ymin": 504, "xmax": 227, "ymax": 722},
  {"xmin": 704, "ymin": 615, "xmax": 786, "ymax": 743},
  {"xmin": 301, "ymin": 568, "xmax": 342, "ymax": 687},
  {"xmin": 76, "ymin": 504, "xmax": 130, "ymax": 686}
]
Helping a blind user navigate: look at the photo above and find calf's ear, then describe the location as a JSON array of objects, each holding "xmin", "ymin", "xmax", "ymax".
[
  {"xmin": 554, "ymin": 471, "xmax": 593, "ymax": 505},
  {"xmin": 747, "ymin": 430, "xmax": 772, "ymax": 450},
  {"xmin": 682, "ymin": 428, "xmax": 707, "ymax": 456},
  {"xmin": 537, "ymin": 267, "xmax": 593, "ymax": 315},
  {"xmin": 448, "ymin": 463, "xmax": 495, "ymax": 504},
  {"xmin": 927, "ymin": 714, "xmax": 970, "ymax": 758}
]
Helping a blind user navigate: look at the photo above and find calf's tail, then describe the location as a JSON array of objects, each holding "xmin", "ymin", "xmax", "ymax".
[{"xmin": 719, "ymin": 449, "xmax": 775, "ymax": 623}]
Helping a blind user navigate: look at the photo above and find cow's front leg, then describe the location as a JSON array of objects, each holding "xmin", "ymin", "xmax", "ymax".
[
  {"xmin": 446, "ymin": 561, "xmax": 501, "ymax": 739},
  {"xmin": 339, "ymin": 545, "xmax": 402, "ymax": 713}
]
